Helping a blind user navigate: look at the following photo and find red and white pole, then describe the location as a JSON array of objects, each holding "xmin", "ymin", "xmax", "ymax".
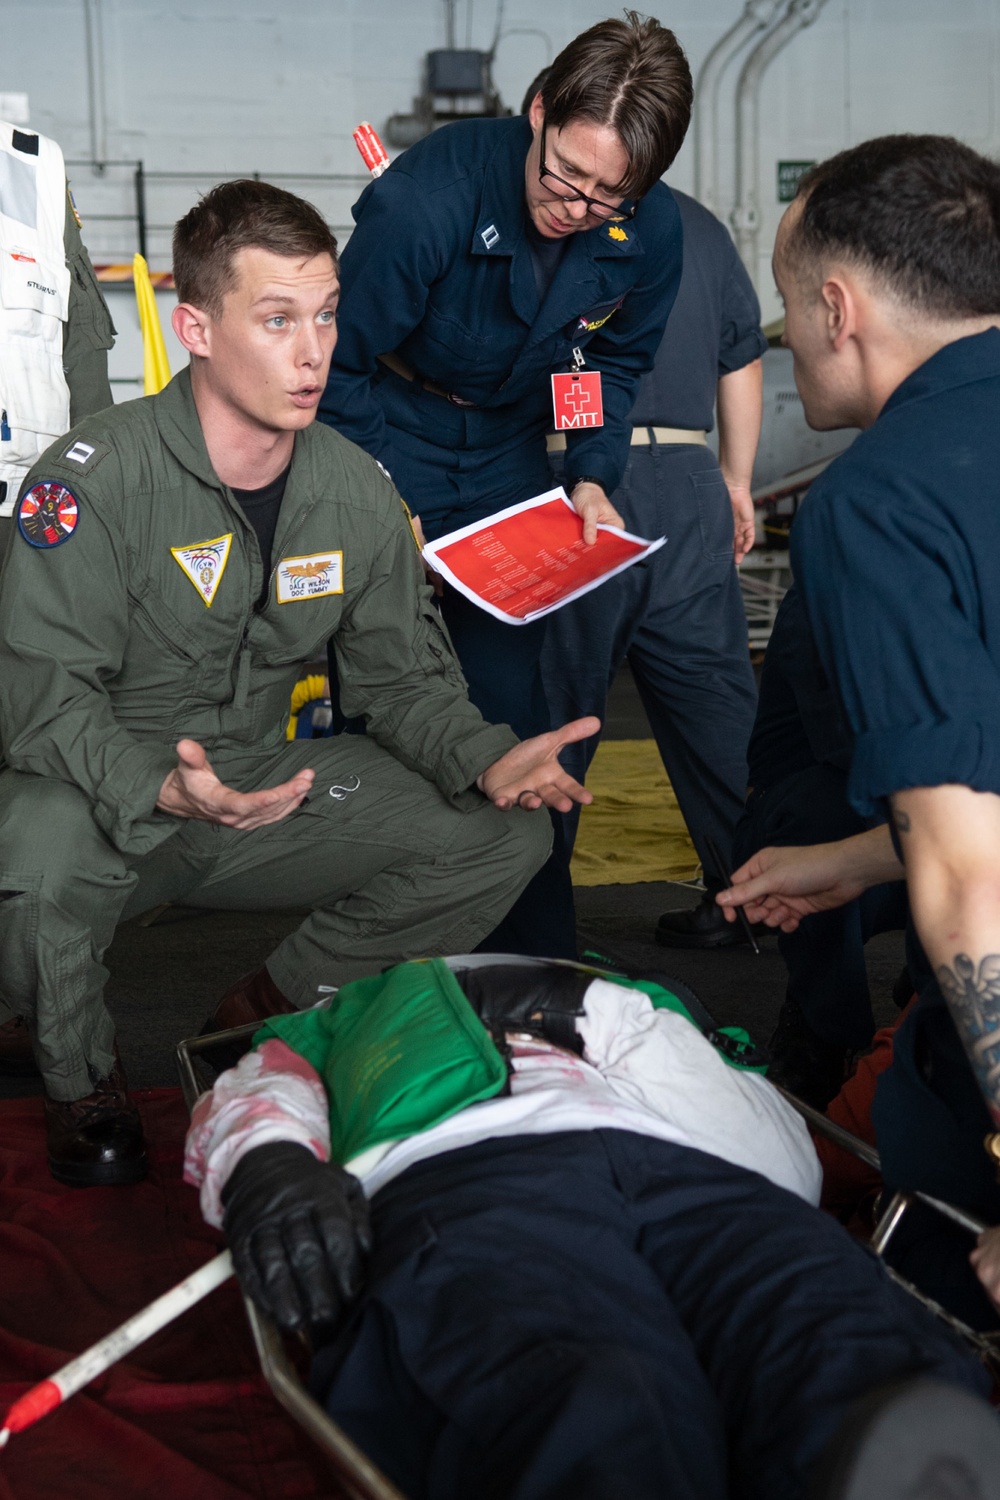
[{"xmin": 353, "ymin": 122, "xmax": 390, "ymax": 178}]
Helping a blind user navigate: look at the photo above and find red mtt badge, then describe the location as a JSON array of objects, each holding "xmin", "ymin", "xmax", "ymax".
[{"xmin": 551, "ymin": 370, "xmax": 604, "ymax": 431}]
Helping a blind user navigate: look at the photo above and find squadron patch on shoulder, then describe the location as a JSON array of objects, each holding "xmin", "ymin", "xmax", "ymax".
[
  {"xmin": 17, "ymin": 481, "xmax": 80, "ymax": 549},
  {"xmin": 276, "ymin": 551, "xmax": 343, "ymax": 603},
  {"xmin": 171, "ymin": 534, "xmax": 233, "ymax": 607}
]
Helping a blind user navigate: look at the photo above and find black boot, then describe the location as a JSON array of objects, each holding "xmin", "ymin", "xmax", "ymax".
[
  {"xmin": 45, "ymin": 1048, "xmax": 147, "ymax": 1187},
  {"xmin": 655, "ymin": 889, "xmax": 756, "ymax": 950}
]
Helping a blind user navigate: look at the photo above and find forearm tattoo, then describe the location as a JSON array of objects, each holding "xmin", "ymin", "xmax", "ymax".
[{"xmin": 936, "ymin": 953, "xmax": 1000, "ymax": 1127}]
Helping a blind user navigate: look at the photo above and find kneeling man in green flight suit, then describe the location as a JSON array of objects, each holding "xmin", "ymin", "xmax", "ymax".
[{"xmin": 0, "ymin": 179, "xmax": 595, "ymax": 1188}]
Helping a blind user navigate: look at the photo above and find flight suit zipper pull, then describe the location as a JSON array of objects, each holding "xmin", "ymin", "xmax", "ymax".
[
  {"xmin": 233, "ymin": 628, "xmax": 252, "ymax": 710},
  {"xmin": 0, "ymin": 411, "xmax": 10, "ymax": 442}
]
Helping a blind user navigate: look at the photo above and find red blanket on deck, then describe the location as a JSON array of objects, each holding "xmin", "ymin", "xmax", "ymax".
[{"xmin": 0, "ymin": 1089, "xmax": 336, "ymax": 1500}]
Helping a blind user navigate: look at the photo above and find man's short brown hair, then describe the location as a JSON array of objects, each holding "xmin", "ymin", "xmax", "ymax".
[
  {"xmin": 540, "ymin": 10, "xmax": 692, "ymax": 199},
  {"xmin": 173, "ymin": 179, "xmax": 339, "ymax": 318}
]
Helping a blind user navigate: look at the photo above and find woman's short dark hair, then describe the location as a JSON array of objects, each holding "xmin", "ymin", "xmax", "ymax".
[
  {"xmin": 785, "ymin": 135, "xmax": 1000, "ymax": 318},
  {"xmin": 539, "ymin": 10, "xmax": 692, "ymax": 200},
  {"xmin": 173, "ymin": 179, "xmax": 339, "ymax": 317}
]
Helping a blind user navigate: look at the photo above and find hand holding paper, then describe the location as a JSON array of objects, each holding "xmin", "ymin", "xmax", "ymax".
[
  {"xmin": 422, "ymin": 488, "xmax": 665, "ymax": 625},
  {"xmin": 477, "ymin": 716, "xmax": 600, "ymax": 814},
  {"xmin": 569, "ymin": 480, "xmax": 625, "ymax": 545}
]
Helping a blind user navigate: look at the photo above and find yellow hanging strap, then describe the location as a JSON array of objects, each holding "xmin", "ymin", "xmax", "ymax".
[
  {"xmin": 133, "ymin": 253, "xmax": 172, "ymax": 396},
  {"xmin": 286, "ymin": 673, "xmax": 330, "ymax": 740}
]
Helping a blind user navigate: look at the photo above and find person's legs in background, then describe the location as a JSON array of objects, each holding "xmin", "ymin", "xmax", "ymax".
[{"xmin": 541, "ymin": 443, "xmax": 758, "ymax": 949}]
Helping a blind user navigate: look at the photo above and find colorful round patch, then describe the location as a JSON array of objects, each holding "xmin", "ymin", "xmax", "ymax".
[{"xmin": 17, "ymin": 481, "xmax": 80, "ymax": 549}]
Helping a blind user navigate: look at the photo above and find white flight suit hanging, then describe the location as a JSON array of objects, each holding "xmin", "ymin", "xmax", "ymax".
[{"xmin": 0, "ymin": 121, "xmax": 72, "ymax": 515}]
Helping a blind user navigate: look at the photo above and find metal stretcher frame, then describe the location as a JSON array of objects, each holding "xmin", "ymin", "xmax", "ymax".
[
  {"xmin": 780, "ymin": 1089, "xmax": 1000, "ymax": 1379},
  {"xmin": 176, "ymin": 984, "xmax": 1000, "ymax": 1493}
]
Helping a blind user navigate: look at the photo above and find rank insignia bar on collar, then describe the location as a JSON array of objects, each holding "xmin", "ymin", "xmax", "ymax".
[
  {"xmin": 17, "ymin": 481, "xmax": 80, "ymax": 548},
  {"xmin": 480, "ymin": 223, "xmax": 500, "ymax": 249},
  {"xmin": 607, "ymin": 225, "xmax": 628, "ymax": 243},
  {"xmin": 171, "ymin": 534, "xmax": 232, "ymax": 606}
]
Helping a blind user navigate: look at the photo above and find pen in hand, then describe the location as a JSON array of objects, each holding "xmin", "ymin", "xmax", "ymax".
[{"xmin": 705, "ymin": 833, "xmax": 760, "ymax": 957}]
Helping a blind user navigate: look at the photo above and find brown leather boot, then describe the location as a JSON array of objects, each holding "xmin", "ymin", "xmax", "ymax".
[
  {"xmin": 207, "ymin": 966, "xmax": 299, "ymax": 1032},
  {"xmin": 45, "ymin": 1049, "xmax": 147, "ymax": 1188},
  {"xmin": 0, "ymin": 1014, "xmax": 39, "ymax": 1076}
]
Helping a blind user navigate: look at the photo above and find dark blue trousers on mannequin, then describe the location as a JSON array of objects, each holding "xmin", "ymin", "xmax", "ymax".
[
  {"xmin": 733, "ymin": 764, "xmax": 909, "ymax": 1051},
  {"xmin": 312, "ymin": 1131, "xmax": 985, "ymax": 1500},
  {"xmin": 541, "ymin": 443, "xmax": 757, "ymax": 886}
]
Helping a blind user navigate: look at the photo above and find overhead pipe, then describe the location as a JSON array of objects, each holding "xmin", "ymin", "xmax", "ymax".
[
  {"xmin": 693, "ymin": 0, "xmax": 786, "ymax": 216},
  {"xmin": 732, "ymin": 0, "xmax": 829, "ymax": 285},
  {"xmin": 82, "ymin": 0, "xmax": 108, "ymax": 175}
]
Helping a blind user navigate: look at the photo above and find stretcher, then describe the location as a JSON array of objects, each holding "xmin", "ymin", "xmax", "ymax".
[{"xmin": 175, "ymin": 957, "xmax": 1000, "ymax": 1498}]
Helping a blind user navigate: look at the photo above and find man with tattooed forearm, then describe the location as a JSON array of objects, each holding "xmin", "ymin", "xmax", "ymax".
[{"xmin": 716, "ymin": 134, "xmax": 1000, "ymax": 1327}]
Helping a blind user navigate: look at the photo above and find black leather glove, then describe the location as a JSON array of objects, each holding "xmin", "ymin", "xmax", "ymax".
[
  {"xmin": 452, "ymin": 961, "xmax": 592, "ymax": 1055},
  {"xmin": 221, "ymin": 1141, "xmax": 371, "ymax": 1333}
]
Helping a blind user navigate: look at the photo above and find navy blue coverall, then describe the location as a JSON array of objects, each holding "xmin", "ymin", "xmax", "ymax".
[
  {"xmin": 541, "ymin": 191, "xmax": 761, "ymax": 888},
  {"xmin": 319, "ymin": 116, "xmax": 683, "ymax": 957},
  {"xmin": 793, "ymin": 330, "xmax": 1000, "ymax": 1326},
  {"xmin": 734, "ymin": 584, "xmax": 908, "ymax": 1052},
  {"xmin": 312, "ymin": 1131, "xmax": 986, "ymax": 1500}
]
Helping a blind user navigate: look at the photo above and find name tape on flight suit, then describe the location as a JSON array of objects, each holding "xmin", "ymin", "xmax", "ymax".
[
  {"xmin": 17, "ymin": 481, "xmax": 80, "ymax": 548},
  {"xmin": 171, "ymin": 534, "xmax": 233, "ymax": 607},
  {"xmin": 276, "ymin": 552, "xmax": 344, "ymax": 603}
]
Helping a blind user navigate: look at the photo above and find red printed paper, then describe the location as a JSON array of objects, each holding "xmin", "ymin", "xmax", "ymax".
[
  {"xmin": 551, "ymin": 370, "xmax": 604, "ymax": 430},
  {"xmin": 422, "ymin": 487, "xmax": 665, "ymax": 626}
]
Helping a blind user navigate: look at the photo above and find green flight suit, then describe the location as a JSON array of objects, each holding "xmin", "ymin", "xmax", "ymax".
[
  {"xmin": 62, "ymin": 189, "xmax": 115, "ymax": 423},
  {"xmin": 0, "ymin": 369, "xmax": 550, "ymax": 1101}
]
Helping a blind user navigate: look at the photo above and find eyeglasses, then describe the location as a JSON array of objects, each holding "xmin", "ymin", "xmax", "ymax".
[{"xmin": 538, "ymin": 125, "xmax": 638, "ymax": 222}]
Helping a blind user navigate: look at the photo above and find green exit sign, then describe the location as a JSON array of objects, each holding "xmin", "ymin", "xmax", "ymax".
[{"xmin": 777, "ymin": 160, "xmax": 816, "ymax": 202}]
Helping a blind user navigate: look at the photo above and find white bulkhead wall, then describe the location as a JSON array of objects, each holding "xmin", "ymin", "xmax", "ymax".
[{"xmin": 2, "ymin": 0, "xmax": 998, "ymax": 346}]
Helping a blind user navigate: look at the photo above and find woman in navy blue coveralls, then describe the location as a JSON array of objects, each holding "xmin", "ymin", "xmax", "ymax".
[{"xmin": 319, "ymin": 16, "xmax": 692, "ymax": 958}]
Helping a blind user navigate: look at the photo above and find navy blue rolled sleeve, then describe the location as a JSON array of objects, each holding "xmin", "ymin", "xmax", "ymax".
[{"xmin": 791, "ymin": 330, "xmax": 1000, "ymax": 818}]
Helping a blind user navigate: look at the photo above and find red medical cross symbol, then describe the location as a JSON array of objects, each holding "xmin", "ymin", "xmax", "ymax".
[{"xmin": 564, "ymin": 381, "xmax": 593, "ymax": 413}]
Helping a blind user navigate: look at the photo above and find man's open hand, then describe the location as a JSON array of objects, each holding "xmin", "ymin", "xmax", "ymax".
[
  {"xmin": 156, "ymin": 738, "xmax": 314, "ymax": 830},
  {"xmin": 477, "ymin": 717, "xmax": 600, "ymax": 814},
  {"xmin": 570, "ymin": 482, "xmax": 625, "ymax": 546}
]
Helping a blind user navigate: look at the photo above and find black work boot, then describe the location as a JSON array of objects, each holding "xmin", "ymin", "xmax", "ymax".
[
  {"xmin": 655, "ymin": 889, "xmax": 755, "ymax": 950},
  {"xmin": 766, "ymin": 994, "xmax": 852, "ymax": 1109},
  {"xmin": 0, "ymin": 1014, "xmax": 40, "ymax": 1076},
  {"xmin": 45, "ymin": 1048, "xmax": 147, "ymax": 1187}
]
